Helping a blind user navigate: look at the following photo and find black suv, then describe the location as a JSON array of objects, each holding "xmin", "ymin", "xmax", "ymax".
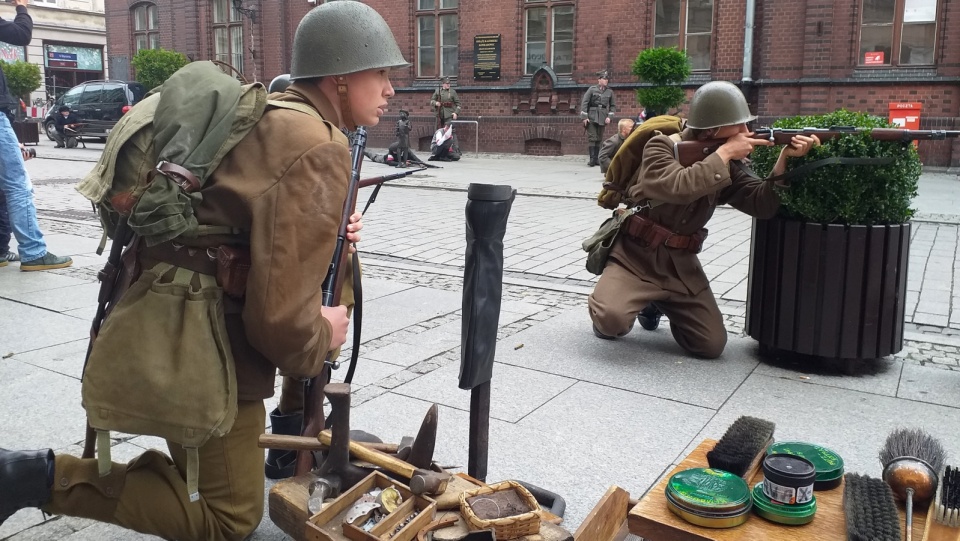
[{"xmin": 44, "ymin": 80, "xmax": 147, "ymax": 141}]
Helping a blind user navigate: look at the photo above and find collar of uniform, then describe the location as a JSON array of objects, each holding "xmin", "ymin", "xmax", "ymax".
[{"xmin": 281, "ymin": 81, "xmax": 342, "ymax": 128}]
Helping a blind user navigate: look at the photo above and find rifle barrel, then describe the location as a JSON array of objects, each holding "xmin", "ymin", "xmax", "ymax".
[{"xmin": 753, "ymin": 127, "xmax": 960, "ymax": 144}]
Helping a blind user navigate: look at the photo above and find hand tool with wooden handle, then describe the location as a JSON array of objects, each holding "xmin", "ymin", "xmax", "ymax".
[
  {"xmin": 258, "ymin": 433, "xmax": 398, "ymax": 453},
  {"xmin": 318, "ymin": 430, "xmax": 451, "ymax": 495}
]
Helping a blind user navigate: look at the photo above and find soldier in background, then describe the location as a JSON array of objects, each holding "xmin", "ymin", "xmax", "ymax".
[
  {"xmin": 430, "ymin": 76, "xmax": 460, "ymax": 130},
  {"xmin": 580, "ymin": 70, "xmax": 616, "ymax": 167},
  {"xmin": 395, "ymin": 109, "xmax": 412, "ymax": 167}
]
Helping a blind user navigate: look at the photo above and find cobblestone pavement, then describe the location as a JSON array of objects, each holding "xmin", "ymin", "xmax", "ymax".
[{"xmin": 21, "ymin": 143, "xmax": 960, "ymax": 370}]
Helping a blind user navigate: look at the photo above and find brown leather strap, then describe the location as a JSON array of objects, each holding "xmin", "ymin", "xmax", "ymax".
[{"xmin": 150, "ymin": 161, "xmax": 201, "ymax": 193}]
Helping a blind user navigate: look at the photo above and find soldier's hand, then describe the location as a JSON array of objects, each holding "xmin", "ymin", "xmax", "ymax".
[
  {"xmin": 452, "ymin": 113, "xmax": 457, "ymax": 120},
  {"xmin": 605, "ymin": 117, "xmax": 611, "ymax": 125},
  {"xmin": 780, "ymin": 134, "xmax": 820, "ymax": 158},
  {"xmin": 346, "ymin": 211, "xmax": 363, "ymax": 253},
  {"xmin": 321, "ymin": 305, "xmax": 350, "ymax": 351},
  {"xmin": 716, "ymin": 132, "xmax": 774, "ymax": 163},
  {"xmin": 583, "ymin": 119, "xmax": 589, "ymax": 127},
  {"xmin": 13, "ymin": 0, "xmax": 28, "ymax": 7}
]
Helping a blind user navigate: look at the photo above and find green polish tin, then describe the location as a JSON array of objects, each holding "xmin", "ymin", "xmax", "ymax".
[
  {"xmin": 665, "ymin": 468, "xmax": 752, "ymax": 528},
  {"xmin": 767, "ymin": 441, "xmax": 845, "ymax": 490},
  {"xmin": 752, "ymin": 483, "xmax": 817, "ymax": 525}
]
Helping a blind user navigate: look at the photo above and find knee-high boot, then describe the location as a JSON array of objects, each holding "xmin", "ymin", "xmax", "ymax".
[
  {"xmin": 264, "ymin": 408, "xmax": 303, "ymax": 479},
  {"xmin": 1, "ymin": 448, "xmax": 54, "ymax": 525}
]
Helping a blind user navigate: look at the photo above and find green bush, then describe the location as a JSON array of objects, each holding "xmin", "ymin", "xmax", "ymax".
[
  {"xmin": 0, "ymin": 60, "xmax": 42, "ymax": 101},
  {"xmin": 750, "ymin": 109, "xmax": 921, "ymax": 225},
  {"xmin": 131, "ymin": 48, "xmax": 190, "ymax": 92},
  {"xmin": 631, "ymin": 47, "xmax": 690, "ymax": 116}
]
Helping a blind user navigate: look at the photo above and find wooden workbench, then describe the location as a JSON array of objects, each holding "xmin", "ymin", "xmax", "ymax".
[{"xmin": 628, "ymin": 439, "xmax": 927, "ymax": 541}]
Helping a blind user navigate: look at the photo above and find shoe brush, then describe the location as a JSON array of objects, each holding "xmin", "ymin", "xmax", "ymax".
[
  {"xmin": 922, "ymin": 464, "xmax": 960, "ymax": 541},
  {"xmin": 879, "ymin": 428, "xmax": 946, "ymax": 541},
  {"xmin": 706, "ymin": 416, "xmax": 775, "ymax": 479}
]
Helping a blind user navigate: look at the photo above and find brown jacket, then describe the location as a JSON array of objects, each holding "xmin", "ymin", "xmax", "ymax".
[
  {"xmin": 613, "ymin": 128, "xmax": 780, "ymax": 296},
  {"xmin": 193, "ymin": 82, "xmax": 350, "ymax": 400}
]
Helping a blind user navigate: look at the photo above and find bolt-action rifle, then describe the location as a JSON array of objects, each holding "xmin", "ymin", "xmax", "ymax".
[
  {"xmin": 295, "ymin": 126, "xmax": 369, "ymax": 476},
  {"xmin": 674, "ymin": 126, "xmax": 960, "ymax": 168},
  {"xmin": 358, "ymin": 166, "xmax": 427, "ymax": 215}
]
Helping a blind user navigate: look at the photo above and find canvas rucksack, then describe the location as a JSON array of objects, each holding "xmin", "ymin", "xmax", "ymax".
[
  {"xmin": 596, "ymin": 115, "xmax": 684, "ymax": 209},
  {"xmin": 75, "ymin": 61, "xmax": 333, "ymax": 502}
]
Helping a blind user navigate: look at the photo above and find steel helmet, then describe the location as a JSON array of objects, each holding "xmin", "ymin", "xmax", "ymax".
[
  {"xmin": 290, "ymin": 1, "xmax": 409, "ymax": 80},
  {"xmin": 685, "ymin": 81, "xmax": 756, "ymax": 130},
  {"xmin": 268, "ymin": 73, "xmax": 292, "ymax": 93}
]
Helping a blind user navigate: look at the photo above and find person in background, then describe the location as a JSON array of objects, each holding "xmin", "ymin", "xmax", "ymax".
[
  {"xmin": 598, "ymin": 118, "xmax": 635, "ymax": 175},
  {"xmin": 0, "ymin": 0, "xmax": 72, "ymax": 271}
]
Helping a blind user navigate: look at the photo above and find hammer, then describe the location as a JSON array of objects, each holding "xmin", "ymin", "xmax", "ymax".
[{"xmin": 318, "ymin": 430, "xmax": 451, "ymax": 496}]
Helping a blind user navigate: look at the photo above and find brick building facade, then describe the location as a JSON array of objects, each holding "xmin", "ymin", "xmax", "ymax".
[{"xmin": 105, "ymin": 0, "xmax": 960, "ymax": 167}]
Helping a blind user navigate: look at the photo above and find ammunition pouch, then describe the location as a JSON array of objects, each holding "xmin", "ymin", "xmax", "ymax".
[
  {"xmin": 622, "ymin": 214, "xmax": 707, "ymax": 254},
  {"xmin": 582, "ymin": 208, "xmax": 635, "ymax": 275}
]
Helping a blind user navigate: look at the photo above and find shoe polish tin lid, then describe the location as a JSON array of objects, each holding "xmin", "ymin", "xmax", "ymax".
[
  {"xmin": 665, "ymin": 468, "xmax": 752, "ymax": 515},
  {"xmin": 762, "ymin": 453, "xmax": 816, "ymax": 505},
  {"xmin": 751, "ymin": 483, "xmax": 817, "ymax": 525},
  {"xmin": 768, "ymin": 441, "xmax": 844, "ymax": 490}
]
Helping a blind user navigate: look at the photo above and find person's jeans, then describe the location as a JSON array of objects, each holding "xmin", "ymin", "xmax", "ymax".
[
  {"xmin": 0, "ymin": 114, "xmax": 46, "ymax": 260},
  {"xmin": 0, "ymin": 190, "xmax": 11, "ymax": 255}
]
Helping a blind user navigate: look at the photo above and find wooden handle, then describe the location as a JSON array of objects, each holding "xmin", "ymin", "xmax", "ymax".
[
  {"xmin": 258, "ymin": 433, "xmax": 397, "ymax": 453},
  {"xmin": 416, "ymin": 515, "xmax": 459, "ymax": 541},
  {"xmin": 318, "ymin": 430, "xmax": 416, "ymax": 478}
]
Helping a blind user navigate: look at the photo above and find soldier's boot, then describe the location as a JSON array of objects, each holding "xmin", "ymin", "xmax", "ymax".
[
  {"xmin": 264, "ymin": 408, "xmax": 303, "ymax": 480},
  {"xmin": 586, "ymin": 146, "xmax": 594, "ymax": 166},
  {"xmin": 589, "ymin": 146, "xmax": 600, "ymax": 167},
  {"xmin": 0, "ymin": 448, "xmax": 54, "ymax": 525},
  {"xmin": 638, "ymin": 303, "xmax": 664, "ymax": 331}
]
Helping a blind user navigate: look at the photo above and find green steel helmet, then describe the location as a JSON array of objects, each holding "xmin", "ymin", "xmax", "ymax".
[
  {"xmin": 268, "ymin": 73, "xmax": 291, "ymax": 93},
  {"xmin": 290, "ymin": 1, "xmax": 409, "ymax": 79},
  {"xmin": 686, "ymin": 81, "xmax": 757, "ymax": 130}
]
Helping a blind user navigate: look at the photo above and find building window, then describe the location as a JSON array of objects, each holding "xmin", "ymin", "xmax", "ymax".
[
  {"xmin": 417, "ymin": 0, "xmax": 458, "ymax": 78},
  {"xmin": 132, "ymin": 4, "xmax": 160, "ymax": 52},
  {"xmin": 212, "ymin": 0, "xmax": 243, "ymax": 74},
  {"xmin": 524, "ymin": 0, "xmax": 574, "ymax": 75},
  {"xmin": 860, "ymin": 0, "xmax": 938, "ymax": 66},
  {"xmin": 654, "ymin": 0, "xmax": 713, "ymax": 71}
]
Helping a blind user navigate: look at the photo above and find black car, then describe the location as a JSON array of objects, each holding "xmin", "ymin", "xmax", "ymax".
[{"xmin": 43, "ymin": 80, "xmax": 147, "ymax": 141}]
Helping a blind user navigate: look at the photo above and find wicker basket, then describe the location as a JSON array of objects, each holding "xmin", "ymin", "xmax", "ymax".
[{"xmin": 459, "ymin": 480, "xmax": 541, "ymax": 539}]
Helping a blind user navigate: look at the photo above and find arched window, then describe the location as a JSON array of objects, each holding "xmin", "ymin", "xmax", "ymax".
[
  {"xmin": 132, "ymin": 3, "xmax": 159, "ymax": 52},
  {"xmin": 212, "ymin": 0, "xmax": 243, "ymax": 74}
]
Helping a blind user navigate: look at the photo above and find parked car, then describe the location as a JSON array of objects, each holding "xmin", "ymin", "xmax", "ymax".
[{"xmin": 43, "ymin": 80, "xmax": 147, "ymax": 141}]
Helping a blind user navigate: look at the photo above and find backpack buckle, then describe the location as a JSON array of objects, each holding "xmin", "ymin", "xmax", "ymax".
[{"xmin": 155, "ymin": 161, "xmax": 202, "ymax": 193}]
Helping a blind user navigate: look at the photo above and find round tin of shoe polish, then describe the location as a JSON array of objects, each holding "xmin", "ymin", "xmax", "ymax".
[
  {"xmin": 752, "ymin": 483, "xmax": 816, "ymax": 525},
  {"xmin": 762, "ymin": 454, "xmax": 816, "ymax": 505},
  {"xmin": 665, "ymin": 468, "xmax": 752, "ymax": 528},
  {"xmin": 767, "ymin": 441, "xmax": 844, "ymax": 490}
]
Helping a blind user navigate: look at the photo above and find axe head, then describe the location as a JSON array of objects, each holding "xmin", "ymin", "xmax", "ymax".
[{"xmin": 407, "ymin": 403, "xmax": 439, "ymax": 469}]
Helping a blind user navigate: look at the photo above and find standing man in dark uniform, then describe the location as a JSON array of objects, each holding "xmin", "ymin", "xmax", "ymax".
[
  {"xmin": 430, "ymin": 76, "xmax": 460, "ymax": 130},
  {"xmin": 580, "ymin": 70, "xmax": 616, "ymax": 167}
]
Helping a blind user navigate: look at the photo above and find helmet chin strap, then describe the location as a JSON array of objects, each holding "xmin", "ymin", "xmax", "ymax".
[{"xmin": 336, "ymin": 75, "xmax": 356, "ymax": 130}]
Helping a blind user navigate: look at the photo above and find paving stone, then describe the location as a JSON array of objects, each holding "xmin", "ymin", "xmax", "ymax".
[
  {"xmin": 9, "ymin": 338, "xmax": 88, "ymax": 380},
  {"xmin": 898, "ymin": 362, "xmax": 960, "ymax": 408},
  {"xmin": 0, "ymin": 298, "xmax": 91, "ymax": 354},
  {"xmin": 0, "ymin": 358, "xmax": 85, "ymax": 450},
  {"xmin": 2, "ymin": 282, "xmax": 100, "ymax": 312},
  {"xmin": 752, "ymin": 355, "xmax": 902, "ymax": 397}
]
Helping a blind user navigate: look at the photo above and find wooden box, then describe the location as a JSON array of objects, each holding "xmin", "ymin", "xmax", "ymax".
[{"xmin": 305, "ymin": 472, "xmax": 436, "ymax": 541}]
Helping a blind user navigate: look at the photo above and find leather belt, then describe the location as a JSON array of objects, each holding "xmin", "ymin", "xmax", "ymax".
[
  {"xmin": 622, "ymin": 214, "xmax": 707, "ymax": 254},
  {"xmin": 141, "ymin": 241, "xmax": 218, "ymax": 276}
]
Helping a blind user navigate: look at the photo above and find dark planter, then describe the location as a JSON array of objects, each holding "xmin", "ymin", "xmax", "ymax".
[
  {"xmin": 746, "ymin": 215, "xmax": 910, "ymax": 360},
  {"xmin": 13, "ymin": 120, "xmax": 39, "ymax": 145}
]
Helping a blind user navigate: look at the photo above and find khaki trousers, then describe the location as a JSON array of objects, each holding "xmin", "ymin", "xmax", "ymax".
[
  {"xmin": 588, "ymin": 259, "xmax": 727, "ymax": 358},
  {"xmin": 45, "ymin": 400, "xmax": 266, "ymax": 541}
]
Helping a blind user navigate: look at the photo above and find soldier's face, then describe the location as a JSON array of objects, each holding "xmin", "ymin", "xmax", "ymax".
[
  {"xmin": 442, "ymin": 82, "xmax": 450, "ymax": 89},
  {"xmin": 598, "ymin": 77, "xmax": 608, "ymax": 86},
  {"xmin": 347, "ymin": 68, "xmax": 396, "ymax": 127}
]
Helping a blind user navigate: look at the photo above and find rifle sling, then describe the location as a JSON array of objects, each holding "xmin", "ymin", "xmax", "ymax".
[
  {"xmin": 733, "ymin": 155, "xmax": 895, "ymax": 182},
  {"xmin": 343, "ymin": 253, "xmax": 362, "ymax": 385}
]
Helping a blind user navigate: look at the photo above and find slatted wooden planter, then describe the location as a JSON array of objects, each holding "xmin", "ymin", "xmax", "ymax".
[{"xmin": 746, "ymin": 216, "xmax": 910, "ymax": 360}]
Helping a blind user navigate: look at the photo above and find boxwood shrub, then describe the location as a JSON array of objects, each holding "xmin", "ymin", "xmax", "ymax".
[{"xmin": 749, "ymin": 109, "xmax": 921, "ymax": 225}]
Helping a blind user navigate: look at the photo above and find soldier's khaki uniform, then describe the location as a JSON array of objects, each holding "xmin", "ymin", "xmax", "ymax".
[
  {"xmin": 43, "ymin": 82, "xmax": 350, "ymax": 541},
  {"xmin": 588, "ymin": 128, "xmax": 781, "ymax": 358},
  {"xmin": 430, "ymin": 87, "xmax": 461, "ymax": 128}
]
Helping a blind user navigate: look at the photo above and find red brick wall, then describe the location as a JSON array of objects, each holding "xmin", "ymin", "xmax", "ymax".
[{"xmin": 105, "ymin": 0, "xmax": 960, "ymax": 166}]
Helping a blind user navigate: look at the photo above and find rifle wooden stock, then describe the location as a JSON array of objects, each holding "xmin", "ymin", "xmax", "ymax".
[
  {"xmin": 294, "ymin": 127, "xmax": 368, "ymax": 477},
  {"xmin": 674, "ymin": 127, "xmax": 960, "ymax": 167}
]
